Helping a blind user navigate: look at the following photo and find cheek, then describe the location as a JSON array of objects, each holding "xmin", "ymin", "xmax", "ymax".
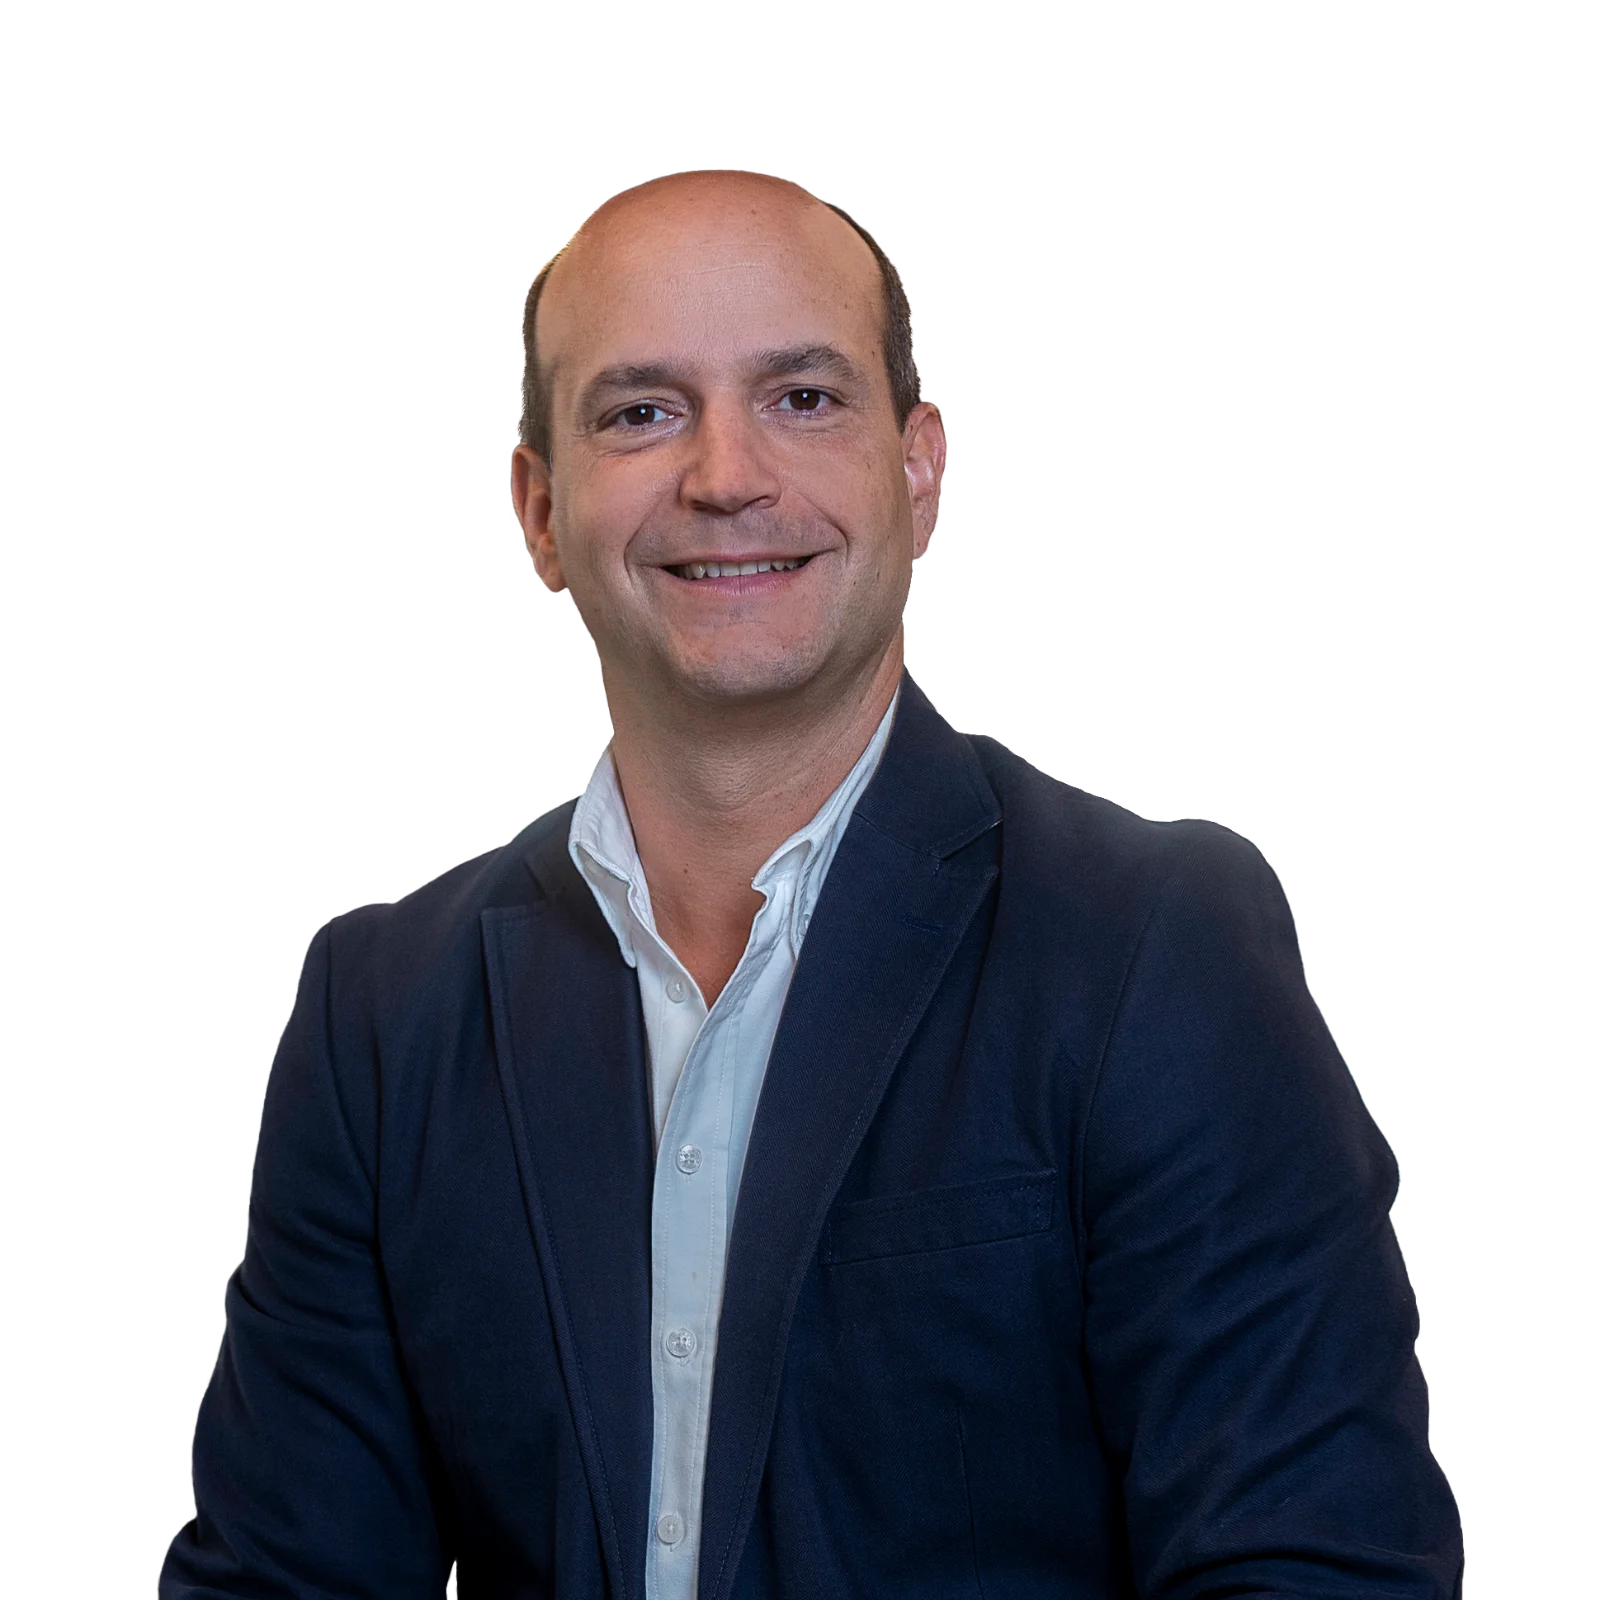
[
  {"xmin": 845, "ymin": 465, "xmax": 917, "ymax": 564},
  {"xmin": 556, "ymin": 492, "xmax": 624, "ymax": 588},
  {"xmin": 553, "ymin": 465, "xmax": 655, "ymax": 579},
  {"xmin": 789, "ymin": 437, "xmax": 909, "ymax": 542}
]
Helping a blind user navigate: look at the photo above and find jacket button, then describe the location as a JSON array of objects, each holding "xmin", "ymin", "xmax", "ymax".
[{"xmin": 656, "ymin": 1513, "xmax": 685, "ymax": 1546}]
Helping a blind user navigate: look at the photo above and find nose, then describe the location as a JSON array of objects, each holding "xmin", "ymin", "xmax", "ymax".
[{"xmin": 678, "ymin": 397, "xmax": 781, "ymax": 516}]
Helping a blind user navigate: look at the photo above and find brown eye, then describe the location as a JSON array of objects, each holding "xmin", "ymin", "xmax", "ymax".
[
  {"xmin": 778, "ymin": 388, "xmax": 830, "ymax": 413},
  {"xmin": 618, "ymin": 404, "xmax": 667, "ymax": 428}
]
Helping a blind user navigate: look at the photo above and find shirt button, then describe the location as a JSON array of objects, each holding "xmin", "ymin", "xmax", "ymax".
[
  {"xmin": 666, "ymin": 977, "xmax": 688, "ymax": 1004},
  {"xmin": 797, "ymin": 911, "xmax": 812, "ymax": 939},
  {"xmin": 664, "ymin": 1327, "xmax": 697, "ymax": 1360},
  {"xmin": 656, "ymin": 1512, "xmax": 685, "ymax": 1546},
  {"xmin": 675, "ymin": 1144, "xmax": 703, "ymax": 1175}
]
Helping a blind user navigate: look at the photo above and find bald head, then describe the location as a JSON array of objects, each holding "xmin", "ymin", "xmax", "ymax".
[
  {"xmin": 542, "ymin": 174, "xmax": 868, "ymax": 345},
  {"xmin": 563, "ymin": 168, "xmax": 851, "ymax": 249},
  {"xmin": 563, "ymin": 171, "xmax": 841, "ymax": 274},
  {"xmin": 518, "ymin": 171, "xmax": 918, "ymax": 462}
]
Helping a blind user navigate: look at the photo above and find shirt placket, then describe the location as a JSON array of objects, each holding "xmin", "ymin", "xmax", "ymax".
[{"xmin": 647, "ymin": 958, "xmax": 747, "ymax": 1599}]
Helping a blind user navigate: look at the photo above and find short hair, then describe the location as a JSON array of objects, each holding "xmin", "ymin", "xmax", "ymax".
[{"xmin": 518, "ymin": 201, "xmax": 920, "ymax": 463}]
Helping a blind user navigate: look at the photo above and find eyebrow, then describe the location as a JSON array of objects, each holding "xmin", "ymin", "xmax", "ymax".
[{"xmin": 576, "ymin": 343, "xmax": 867, "ymax": 419}]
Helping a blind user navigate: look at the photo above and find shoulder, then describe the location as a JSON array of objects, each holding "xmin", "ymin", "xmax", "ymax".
[
  {"xmin": 302, "ymin": 806, "xmax": 579, "ymax": 979},
  {"xmin": 960, "ymin": 726, "xmax": 1273, "ymax": 928}
]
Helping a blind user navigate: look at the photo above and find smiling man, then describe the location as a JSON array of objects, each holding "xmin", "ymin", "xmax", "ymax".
[
  {"xmin": 163, "ymin": 172, "xmax": 1462, "ymax": 1599},
  {"xmin": 507, "ymin": 178, "xmax": 943, "ymax": 1012}
]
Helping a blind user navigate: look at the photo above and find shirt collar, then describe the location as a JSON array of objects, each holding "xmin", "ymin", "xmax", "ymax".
[{"xmin": 568, "ymin": 688, "xmax": 900, "ymax": 967}]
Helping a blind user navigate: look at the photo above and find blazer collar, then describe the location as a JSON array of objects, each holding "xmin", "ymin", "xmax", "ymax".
[{"xmin": 486, "ymin": 672, "xmax": 1001, "ymax": 1600}]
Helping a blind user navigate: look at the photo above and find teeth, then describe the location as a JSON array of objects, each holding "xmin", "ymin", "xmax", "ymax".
[{"xmin": 674, "ymin": 557, "xmax": 807, "ymax": 580}]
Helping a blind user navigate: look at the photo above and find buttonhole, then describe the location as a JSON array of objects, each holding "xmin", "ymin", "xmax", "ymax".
[{"xmin": 902, "ymin": 915, "xmax": 944, "ymax": 933}]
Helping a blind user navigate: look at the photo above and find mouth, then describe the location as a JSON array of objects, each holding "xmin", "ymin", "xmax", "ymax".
[
  {"xmin": 656, "ymin": 556, "xmax": 819, "ymax": 595},
  {"xmin": 665, "ymin": 553, "xmax": 819, "ymax": 579}
]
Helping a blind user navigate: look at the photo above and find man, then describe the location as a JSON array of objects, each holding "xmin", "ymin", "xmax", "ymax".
[{"xmin": 162, "ymin": 171, "xmax": 1462, "ymax": 1598}]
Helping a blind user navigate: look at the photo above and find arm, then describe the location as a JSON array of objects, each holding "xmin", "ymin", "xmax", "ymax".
[
  {"xmin": 161, "ymin": 922, "xmax": 452, "ymax": 1599},
  {"xmin": 1081, "ymin": 827, "xmax": 1462, "ymax": 1599}
]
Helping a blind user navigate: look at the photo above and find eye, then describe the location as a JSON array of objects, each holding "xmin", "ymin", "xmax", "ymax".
[
  {"xmin": 776, "ymin": 388, "xmax": 831, "ymax": 413},
  {"xmin": 604, "ymin": 387, "xmax": 844, "ymax": 432},
  {"xmin": 613, "ymin": 403, "xmax": 670, "ymax": 429}
]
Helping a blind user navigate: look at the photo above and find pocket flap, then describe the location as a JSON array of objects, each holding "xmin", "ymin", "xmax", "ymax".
[{"xmin": 822, "ymin": 1170, "xmax": 1056, "ymax": 1265}]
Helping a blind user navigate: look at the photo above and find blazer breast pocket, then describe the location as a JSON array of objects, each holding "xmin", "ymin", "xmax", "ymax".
[{"xmin": 821, "ymin": 1169, "xmax": 1057, "ymax": 1266}]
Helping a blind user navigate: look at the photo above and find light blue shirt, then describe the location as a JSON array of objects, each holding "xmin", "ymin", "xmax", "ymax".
[{"xmin": 567, "ymin": 693, "xmax": 897, "ymax": 1600}]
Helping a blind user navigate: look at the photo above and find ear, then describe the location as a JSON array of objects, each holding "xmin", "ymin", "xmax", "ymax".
[
  {"xmin": 908, "ymin": 400, "xmax": 940, "ymax": 563},
  {"xmin": 511, "ymin": 444, "xmax": 566, "ymax": 592}
]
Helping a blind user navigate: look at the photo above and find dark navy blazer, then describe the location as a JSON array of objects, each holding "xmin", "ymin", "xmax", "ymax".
[{"xmin": 162, "ymin": 677, "xmax": 1462, "ymax": 1598}]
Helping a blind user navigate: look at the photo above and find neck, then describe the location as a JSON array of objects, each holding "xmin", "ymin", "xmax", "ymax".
[{"xmin": 603, "ymin": 640, "xmax": 903, "ymax": 1005}]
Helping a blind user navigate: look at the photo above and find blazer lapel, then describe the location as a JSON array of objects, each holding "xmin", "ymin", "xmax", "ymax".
[
  {"xmin": 482, "ymin": 831, "xmax": 655, "ymax": 1600},
  {"xmin": 696, "ymin": 677, "xmax": 1002, "ymax": 1600}
]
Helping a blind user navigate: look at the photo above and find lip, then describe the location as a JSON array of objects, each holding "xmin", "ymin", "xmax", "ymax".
[
  {"xmin": 656, "ymin": 553, "xmax": 825, "ymax": 598},
  {"xmin": 655, "ymin": 552, "xmax": 822, "ymax": 587}
]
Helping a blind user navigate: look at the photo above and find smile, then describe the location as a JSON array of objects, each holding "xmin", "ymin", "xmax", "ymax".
[
  {"xmin": 665, "ymin": 556, "xmax": 812, "ymax": 582},
  {"xmin": 656, "ymin": 556, "xmax": 819, "ymax": 595}
]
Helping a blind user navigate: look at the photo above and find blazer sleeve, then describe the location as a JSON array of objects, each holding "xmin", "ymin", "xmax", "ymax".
[
  {"xmin": 160, "ymin": 921, "xmax": 452, "ymax": 1599},
  {"xmin": 1079, "ymin": 826, "xmax": 1462, "ymax": 1599}
]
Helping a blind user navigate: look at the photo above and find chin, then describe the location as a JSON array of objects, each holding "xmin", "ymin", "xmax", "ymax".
[{"xmin": 665, "ymin": 652, "xmax": 819, "ymax": 704}]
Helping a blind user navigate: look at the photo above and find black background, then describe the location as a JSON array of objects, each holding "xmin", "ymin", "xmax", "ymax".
[{"xmin": 137, "ymin": 159, "xmax": 1484, "ymax": 1587}]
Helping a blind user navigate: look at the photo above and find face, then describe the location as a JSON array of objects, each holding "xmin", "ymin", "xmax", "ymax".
[{"xmin": 511, "ymin": 176, "xmax": 946, "ymax": 713}]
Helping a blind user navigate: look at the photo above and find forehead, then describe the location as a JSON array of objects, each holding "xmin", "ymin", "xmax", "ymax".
[{"xmin": 538, "ymin": 186, "xmax": 886, "ymax": 392}]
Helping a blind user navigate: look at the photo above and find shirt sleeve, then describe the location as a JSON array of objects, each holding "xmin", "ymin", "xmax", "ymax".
[
  {"xmin": 160, "ymin": 922, "xmax": 452, "ymax": 1599},
  {"xmin": 1080, "ymin": 824, "xmax": 1463, "ymax": 1599}
]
